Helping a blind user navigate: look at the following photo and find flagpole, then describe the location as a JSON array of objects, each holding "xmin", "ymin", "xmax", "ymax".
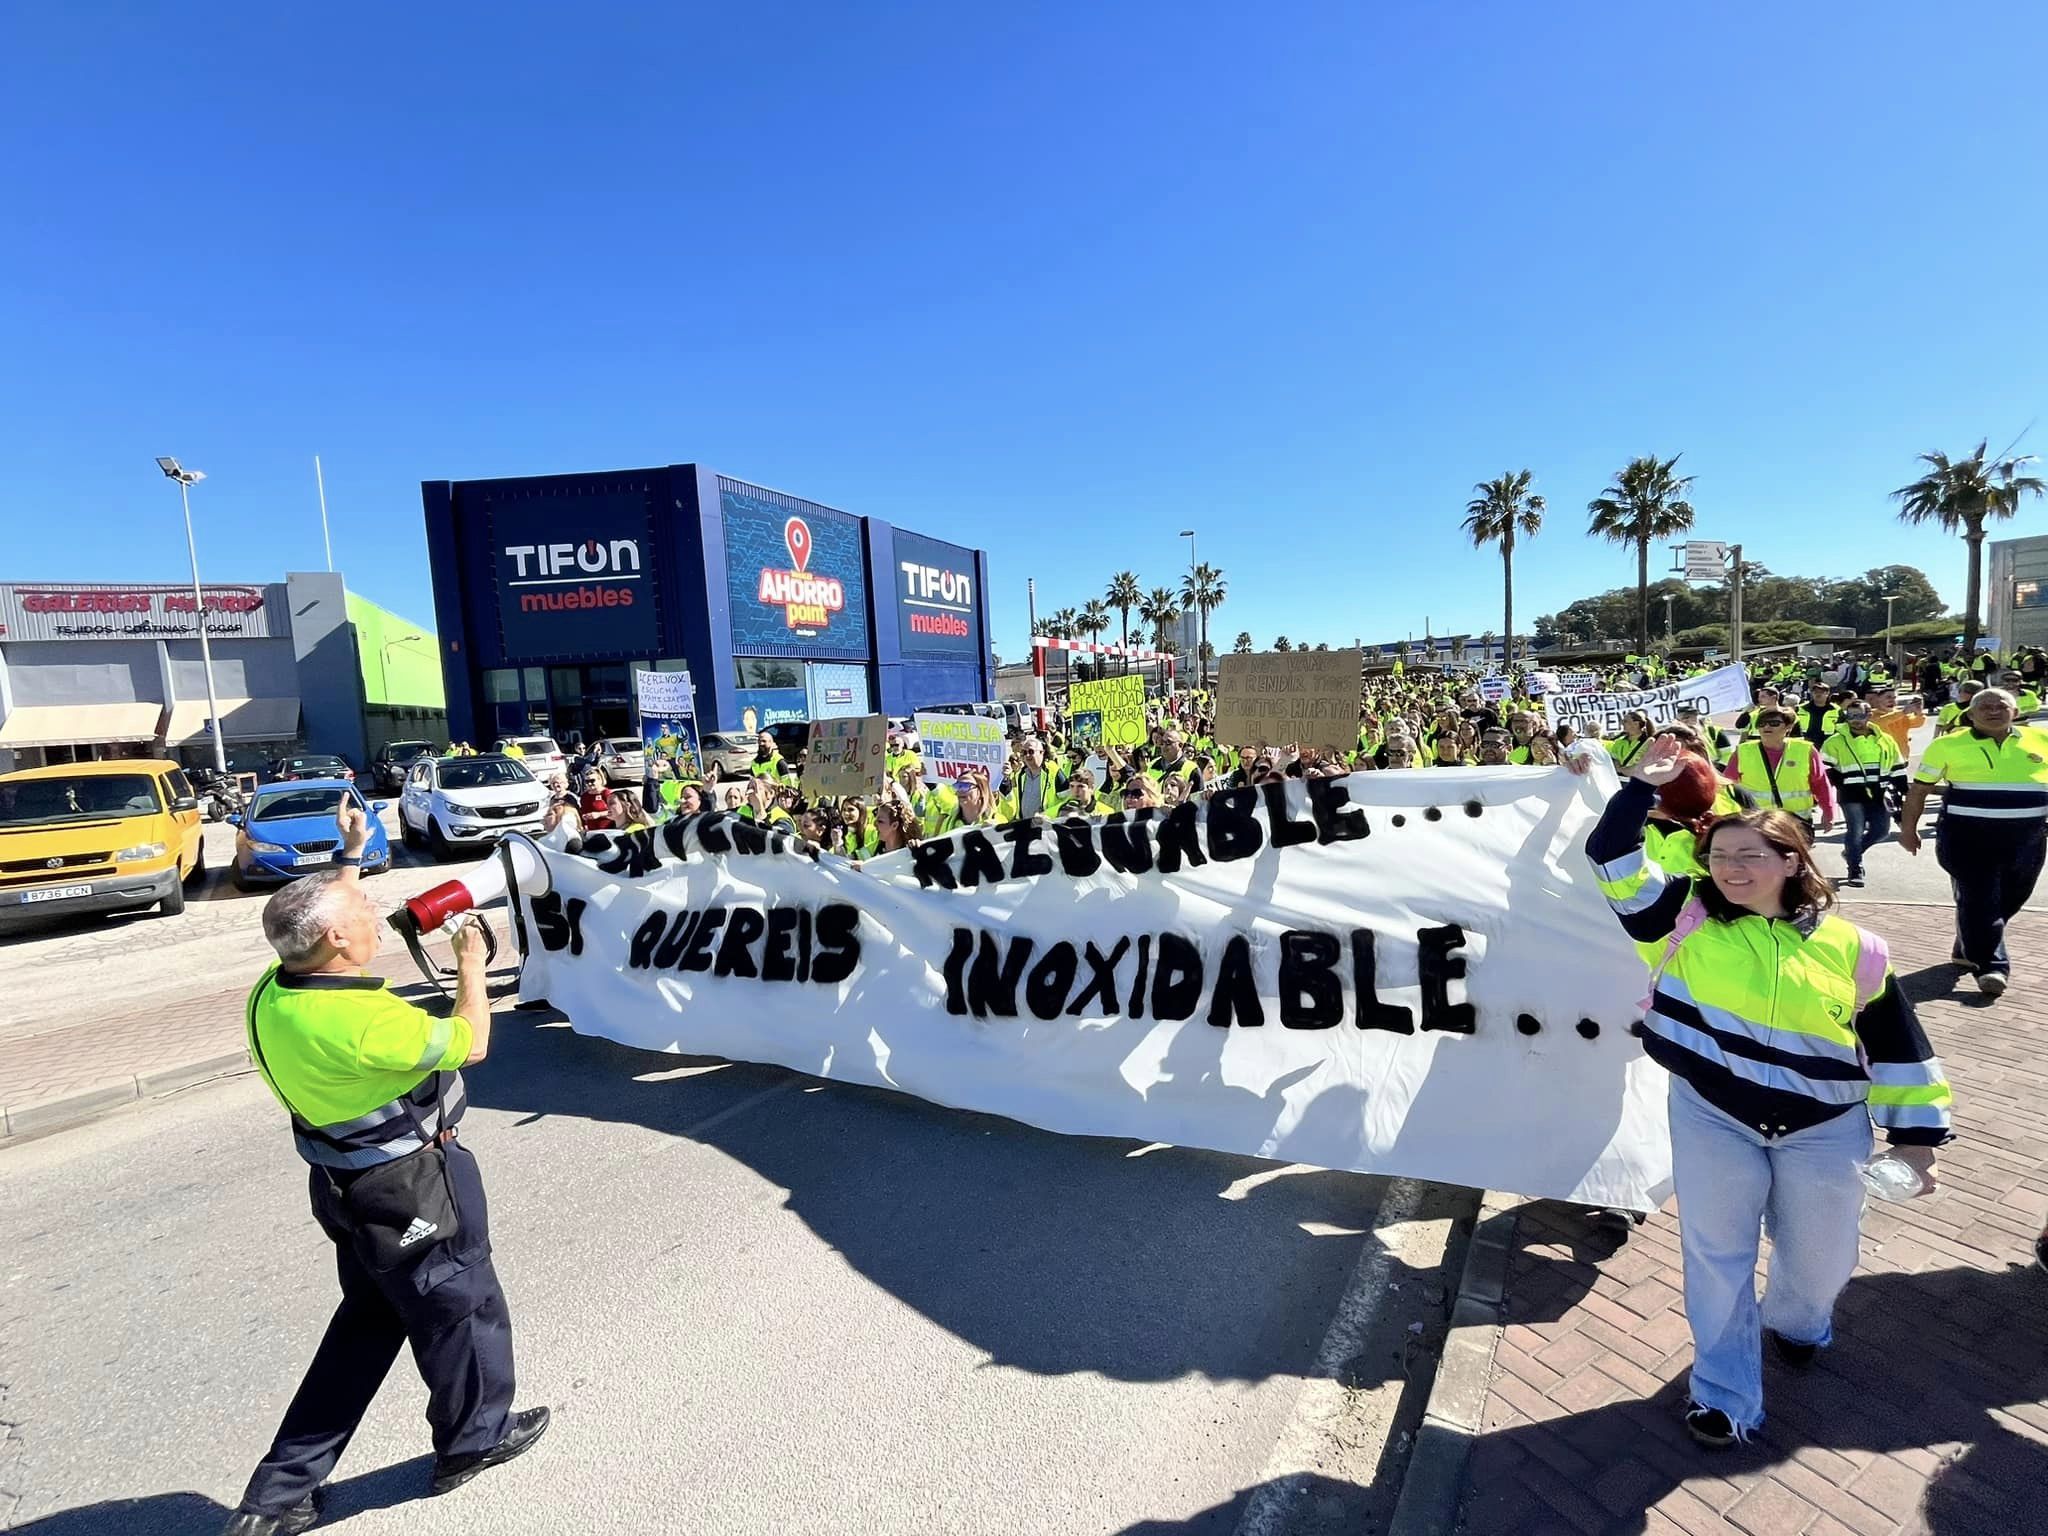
[{"xmin": 314, "ymin": 454, "xmax": 334, "ymax": 572}]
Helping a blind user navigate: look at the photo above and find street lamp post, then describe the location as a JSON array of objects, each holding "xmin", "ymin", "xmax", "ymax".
[
  {"xmin": 1178, "ymin": 528, "xmax": 1197, "ymax": 690},
  {"xmin": 1663, "ymin": 592, "xmax": 1676, "ymax": 643},
  {"xmin": 156, "ymin": 457, "xmax": 228, "ymax": 774},
  {"xmin": 1884, "ymin": 593, "xmax": 1900, "ymax": 674}
]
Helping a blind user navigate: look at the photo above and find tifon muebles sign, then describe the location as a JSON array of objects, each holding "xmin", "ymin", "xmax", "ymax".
[
  {"xmin": 488, "ymin": 492, "xmax": 659, "ymax": 662},
  {"xmin": 0, "ymin": 584, "xmax": 281, "ymax": 641},
  {"xmin": 893, "ymin": 530, "xmax": 982, "ymax": 659}
]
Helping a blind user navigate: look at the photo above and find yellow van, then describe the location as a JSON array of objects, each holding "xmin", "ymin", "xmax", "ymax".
[{"xmin": 0, "ymin": 759, "xmax": 206, "ymax": 920}]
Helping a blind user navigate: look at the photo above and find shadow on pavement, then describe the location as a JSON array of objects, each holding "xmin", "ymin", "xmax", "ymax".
[
  {"xmin": 1464, "ymin": 1251, "xmax": 2048, "ymax": 1535},
  {"xmin": 461, "ymin": 1011, "xmax": 1435, "ymax": 1388},
  {"xmin": 8, "ymin": 1454, "xmax": 434, "ymax": 1535}
]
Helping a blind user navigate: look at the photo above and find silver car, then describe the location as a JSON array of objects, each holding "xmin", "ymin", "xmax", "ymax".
[
  {"xmin": 699, "ymin": 731, "xmax": 762, "ymax": 777},
  {"xmin": 597, "ymin": 736, "xmax": 646, "ymax": 786}
]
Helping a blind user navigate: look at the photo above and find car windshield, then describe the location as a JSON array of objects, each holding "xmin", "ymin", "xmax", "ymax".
[
  {"xmin": 251, "ymin": 788, "xmax": 350, "ymax": 821},
  {"xmin": 284, "ymin": 758, "xmax": 346, "ymax": 772},
  {"xmin": 606, "ymin": 739, "xmax": 641, "ymax": 752},
  {"xmin": 508, "ymin": 740, "xmax": 557, "ymax": 755},
  {"xmin": 440, "ymin": 760, "xmax": 534, "ymax": 790},
  {"xmin": 383, "ymin": 741, "xmax": 435, "ymax": 760},
  {"xmin": 0, "ymin": 775, "xmax": 162, "ymax": 826}
]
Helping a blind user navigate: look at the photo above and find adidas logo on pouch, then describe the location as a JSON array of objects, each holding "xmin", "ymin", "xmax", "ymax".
[{"xmin": 398, "ymin": 1217, "xmax": 438, "ymax": 1248}]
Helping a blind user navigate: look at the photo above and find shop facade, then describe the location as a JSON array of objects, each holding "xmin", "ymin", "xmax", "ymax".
[
  {"xmin": 0, "ymin": 575, "xmax": 445, "ymax": 774},
  {"xmin": 419, "ymin": 465, "xmax": 994, "ymax": 745}
]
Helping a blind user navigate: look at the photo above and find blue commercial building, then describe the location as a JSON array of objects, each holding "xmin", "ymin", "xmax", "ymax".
[{"xmin": 421, "ymin": 466, "xmax": 993, "ymax": 747}]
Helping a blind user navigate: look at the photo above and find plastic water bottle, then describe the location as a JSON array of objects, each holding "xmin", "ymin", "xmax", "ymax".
[{"xmin": 1861, "ymin": 1154, "xmax": 1926, "ymax": 1202}]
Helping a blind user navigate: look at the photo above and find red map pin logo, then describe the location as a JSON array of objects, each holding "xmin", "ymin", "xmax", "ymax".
[{"xmin": 784, "ymin": 517, "xmax": 812, "ymax": 572}]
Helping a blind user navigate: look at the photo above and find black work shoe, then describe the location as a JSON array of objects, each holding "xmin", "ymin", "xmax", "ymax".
[
  {"xmin": 1684, "ymin": 1401, "xmax": 1738, "ymax": 1449},
  {"xmin": 220, "ymin": 1492, "xmax": 320, "ymax": 1535},
  {"xmin": 429, "ymin": 1406, "xmax": 551, "ymax": 1496},
  {"xmin": 1769, "ymin": 1330, "xmax": 1819, "ymax": 1369},
  {"xmin": 1952, "ymin": 949, "xmax": 1977, "ymax": 974}
]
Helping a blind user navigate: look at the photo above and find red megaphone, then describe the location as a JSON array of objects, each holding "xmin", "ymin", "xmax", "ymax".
[{"xmin": 396, "ymin": 833, "xmax": 554, "ymax": 936}]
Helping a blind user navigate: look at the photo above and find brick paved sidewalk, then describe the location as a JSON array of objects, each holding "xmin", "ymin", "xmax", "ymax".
[{"xmin": 1456, "ymin": 905, "xmax": 2048, "ymax": 1536}]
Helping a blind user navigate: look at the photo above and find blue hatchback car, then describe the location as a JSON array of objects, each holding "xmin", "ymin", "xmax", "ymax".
[{"xmin": 231, "ymin": 778, "xmax": 392, "ymax": 888}]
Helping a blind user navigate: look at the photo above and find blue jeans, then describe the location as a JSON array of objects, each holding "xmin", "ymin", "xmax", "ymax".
[
  {"xmin": 1840, "ymin": 799, "xmax": 1891, "ymax": 876},
  {"xmin": 1667, "ymin": 1077, "xmax": 1870, "ymax": 1434}
]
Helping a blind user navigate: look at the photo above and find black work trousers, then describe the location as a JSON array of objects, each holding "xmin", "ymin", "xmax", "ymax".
[
  {"xmin": 1936, "ymin": 816, "xmax": 2048, "ymax": 976},
  {"xmin": 238, "ymin": 1140, "xmax": 515, "ymax": 1515}
]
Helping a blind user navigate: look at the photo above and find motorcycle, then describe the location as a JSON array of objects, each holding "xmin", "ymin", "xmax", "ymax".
[{"xmin": 192, "ymin": 768, "xmax": 245, "ymax": 824}]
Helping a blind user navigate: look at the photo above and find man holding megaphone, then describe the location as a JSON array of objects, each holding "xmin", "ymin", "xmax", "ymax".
[{"xmin": 223, "ymin": 801, "xmax": 549, "ymax": 1534}]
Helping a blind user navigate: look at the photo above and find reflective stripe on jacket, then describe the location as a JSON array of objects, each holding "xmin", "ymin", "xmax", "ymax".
[{"xmin": 1587, "ymin": 779, "xmax": 1951, "ymax": 1146}]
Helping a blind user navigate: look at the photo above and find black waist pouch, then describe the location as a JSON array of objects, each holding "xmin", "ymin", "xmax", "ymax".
[{"xmin": 337, "ymin": 1131, "xmax": 462, "ymax": 1272}]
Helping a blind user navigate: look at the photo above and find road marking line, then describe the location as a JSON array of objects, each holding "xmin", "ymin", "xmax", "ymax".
[
  {"xmin": 1233, "ymin": 1176, "xmax": 1428, "ymax": 1536},
  {"xmin": 677, "ymin": 1076, "xmax": 800, "ymax": 1140}
]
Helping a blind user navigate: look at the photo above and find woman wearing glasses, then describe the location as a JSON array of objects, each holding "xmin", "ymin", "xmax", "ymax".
[{"xmin": 1585, "ymin": 735, "xmax": 1951, "ymax": 1449}]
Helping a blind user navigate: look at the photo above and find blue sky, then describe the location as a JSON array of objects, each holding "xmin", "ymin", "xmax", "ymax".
[{"xmin": 4, "ymin": 4, "xmax": 2042, "ymax": 660}]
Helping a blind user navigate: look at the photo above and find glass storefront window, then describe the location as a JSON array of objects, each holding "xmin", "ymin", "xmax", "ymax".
[
  {"xmin": 2017, "ymin": 580, "xmax": 2045, "ymax": 610},
  {"xmin": 484, "ymin": 669, "xmax": 520, "ymax": 703},
  {"xmin": 736, "ymin": 657, "xmax": 802, "ymax": 690}
]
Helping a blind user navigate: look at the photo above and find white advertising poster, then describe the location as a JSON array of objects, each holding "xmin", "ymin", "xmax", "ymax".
[
  {"xmin": 512, "ymin": 762, "xmax": 1674, "ymax": 1210},
  {"xmin": 915, "ymin": 712, "xmax": 1007, "ymax": 785},
  {"xmin": 1543, "ymin": 663, "xmax": 1752, "ymax": 739}
]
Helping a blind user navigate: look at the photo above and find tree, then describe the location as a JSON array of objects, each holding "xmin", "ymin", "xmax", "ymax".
[
  {"xmin": 1179, "ymin": 563, "xmax": 1227, "ymax": 691},
  {"xmin": 1079, "ymin": 598, "xmax": 1111, "ymax": 649},
  {"xmin": 1048, "ymin": 606, "xmax": 1078, "ymax": 692},
  {"xmin": 1232, "ymin": 631, "xmax": 1254, "ymax": 654},
  {"xmin": 1462, "ymin": 470, "xmax": 1545, "ymax": 664},
  {"xmin": 1312, "ymin": 641, "xmax": 1330, "ymax": 651},
  {"xmin": 1893, "ymin": 441, "xmax": 2047, "ymax": 652},
  {"xmin": 1273, "ymin": 635, "xmax": 1293, "ymax": 652},
  {"xmin": 1140, "ymin": 586, "xmax": 1181, "ymax": 661},
  {"xmin": 1106, "ymin": 571, "xmax": 1142, "ymax": 674},
  {"xmin": 1586, "ymin": 454, "xmax": 1697, "ymax": 652}
]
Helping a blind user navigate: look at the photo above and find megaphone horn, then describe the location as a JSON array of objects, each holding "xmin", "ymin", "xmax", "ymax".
[{"xmin": 394, "ymin": 833, "xmax": 554, "ymax": 938}]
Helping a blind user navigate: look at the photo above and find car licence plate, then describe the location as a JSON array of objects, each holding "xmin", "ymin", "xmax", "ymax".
[
  {"xmin": 18, "ymin": 882, "xmax": 93, "ymax": 904},
  {"xmin": 293, "ymin": 852, "xmax": 333, "ymax": 867}
]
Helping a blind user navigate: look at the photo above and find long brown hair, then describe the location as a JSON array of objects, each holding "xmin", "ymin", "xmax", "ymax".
[{"xmin": 1696, "ymin": 810, "xmax": 1836, "ymax": 921}]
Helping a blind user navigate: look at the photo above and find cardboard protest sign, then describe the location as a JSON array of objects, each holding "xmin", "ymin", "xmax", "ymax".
[
  {"xmin": 634, "ymin": 669, "xmax": 701, "ymax": 776},
  {"xmin": 1544, "ymin": 663, "xmax": 1751, "ymax": 739},
  {"xmin": 914, "ymin": 712, "xmax": 1007, "ymax": 785},
  {"xmin": 515, "ymin": 758, "xmax": 1672, "ymax": 1211},
  {"xmin": 802, "ymin": 714, "xmax": 886, "ymax": 798},
  {"xmin": 1068, "ymin": 674, "xmax": 1147, "ymax": 747},
  {"xmin": 1214, "ymin": 648, "xmax": 1363, "ymax": 751}
]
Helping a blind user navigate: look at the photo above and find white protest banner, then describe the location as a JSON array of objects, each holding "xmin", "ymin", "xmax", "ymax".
[
  {"xmin": 915, "ymin": 712, "xmax": 1006, "ymax": 785},
  {"xmin": 1478, "ymin": 674, "xmax": 1512, "ymax": 704},
  {"xmin": 803, "ymin": 714, "xmax": 886, "ymax": 798},
  {"xmin": 1544, "ymin": 663, "xmax": 1751, "ymax": 740},
  {"xmin": 1214, "ymin": 648, "xmax": 1363, "ymax": 751},
  {"xmin": 512, "ymin": 762, "xmax": 1673, "ymax": 1210}
]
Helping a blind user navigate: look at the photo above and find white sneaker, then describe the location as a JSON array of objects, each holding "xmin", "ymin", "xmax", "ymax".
[{"xmin": 1978, "ymin": 972, "xmax": 2008, "ymax": 999}]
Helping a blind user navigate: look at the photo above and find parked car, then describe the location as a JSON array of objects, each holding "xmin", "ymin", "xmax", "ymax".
[
  {"xmin": 270, "ymin": 753, "xmax": 355, "ymax": 784},
  {"xmin": 0, "ymin": 759, "xmax": 206, "ymax": 921},
  {"xmin": 399, "ymin": 754, "xmax": 550, "ymax": 860},
  {"xmin": 370, "ymin": 738, "xmax": 443, "ymax": 795},
  {"xmin": 595, "ymin": 736, "xmax": 646, "ymax": 786},
  {"xmin": 699, "ymin": 731, "xmax": 762, "ymax": 777},
  {"xmin": 231, "ymin": 779, "xmax": 391, "ymax": 888},
  {"xmin": 492, "ymin": 735, "xmax": 568, "ymax": 783}
]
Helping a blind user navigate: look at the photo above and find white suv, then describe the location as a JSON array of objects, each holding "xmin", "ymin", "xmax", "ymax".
[
  {"xmin": 493, "ymin": 735, "xmax": 568, "ymax": 783},
  {"xmin": 400, "ymin": 755, "xmax": 550, "ymax": 860}
]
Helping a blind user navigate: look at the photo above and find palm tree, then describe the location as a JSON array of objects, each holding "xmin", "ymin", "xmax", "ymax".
[
  {"xmin": 1893, "ymin": 440, "xmax": 2047, "ymax": 653},
  {"xmin": 1232, "ymin": 631, "xmax": 1254, "ymax": 654},
  {"xmin": 1080, "ymin": 598, "xmax": 1111, "ymax": 646},
  {"xmin": 1048, "ymin": 605, "xmax": 1078, "ymax": 692},
  {"xmin": 1106, "ymin": 571, "xmax": 1142, "ymax": 674},
  {"xmin": 1463, "ymin": 470, "xmax": 1545, "ymax": 663},
  {"xmin": 1587, "ymin": 454, "xmax": 1696, "ymax": 652},
  {"xmin": 1140, "ymin": 586, "xmax": 1180, "ymax": 656},
  {"xmin": 1179, "ymin": 563, "xmax": 1227, "ymax": 690}
]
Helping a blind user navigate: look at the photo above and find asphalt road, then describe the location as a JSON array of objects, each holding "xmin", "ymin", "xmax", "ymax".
[{"xmin": 0, "ymin": 1007, "xmax": 1407, "ymax": 1535}]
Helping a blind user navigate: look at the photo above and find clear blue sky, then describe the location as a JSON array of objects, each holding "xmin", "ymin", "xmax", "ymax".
[{"xmin": 4, "ymin": 4, "xmax": 2042, "ymax": 660}]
